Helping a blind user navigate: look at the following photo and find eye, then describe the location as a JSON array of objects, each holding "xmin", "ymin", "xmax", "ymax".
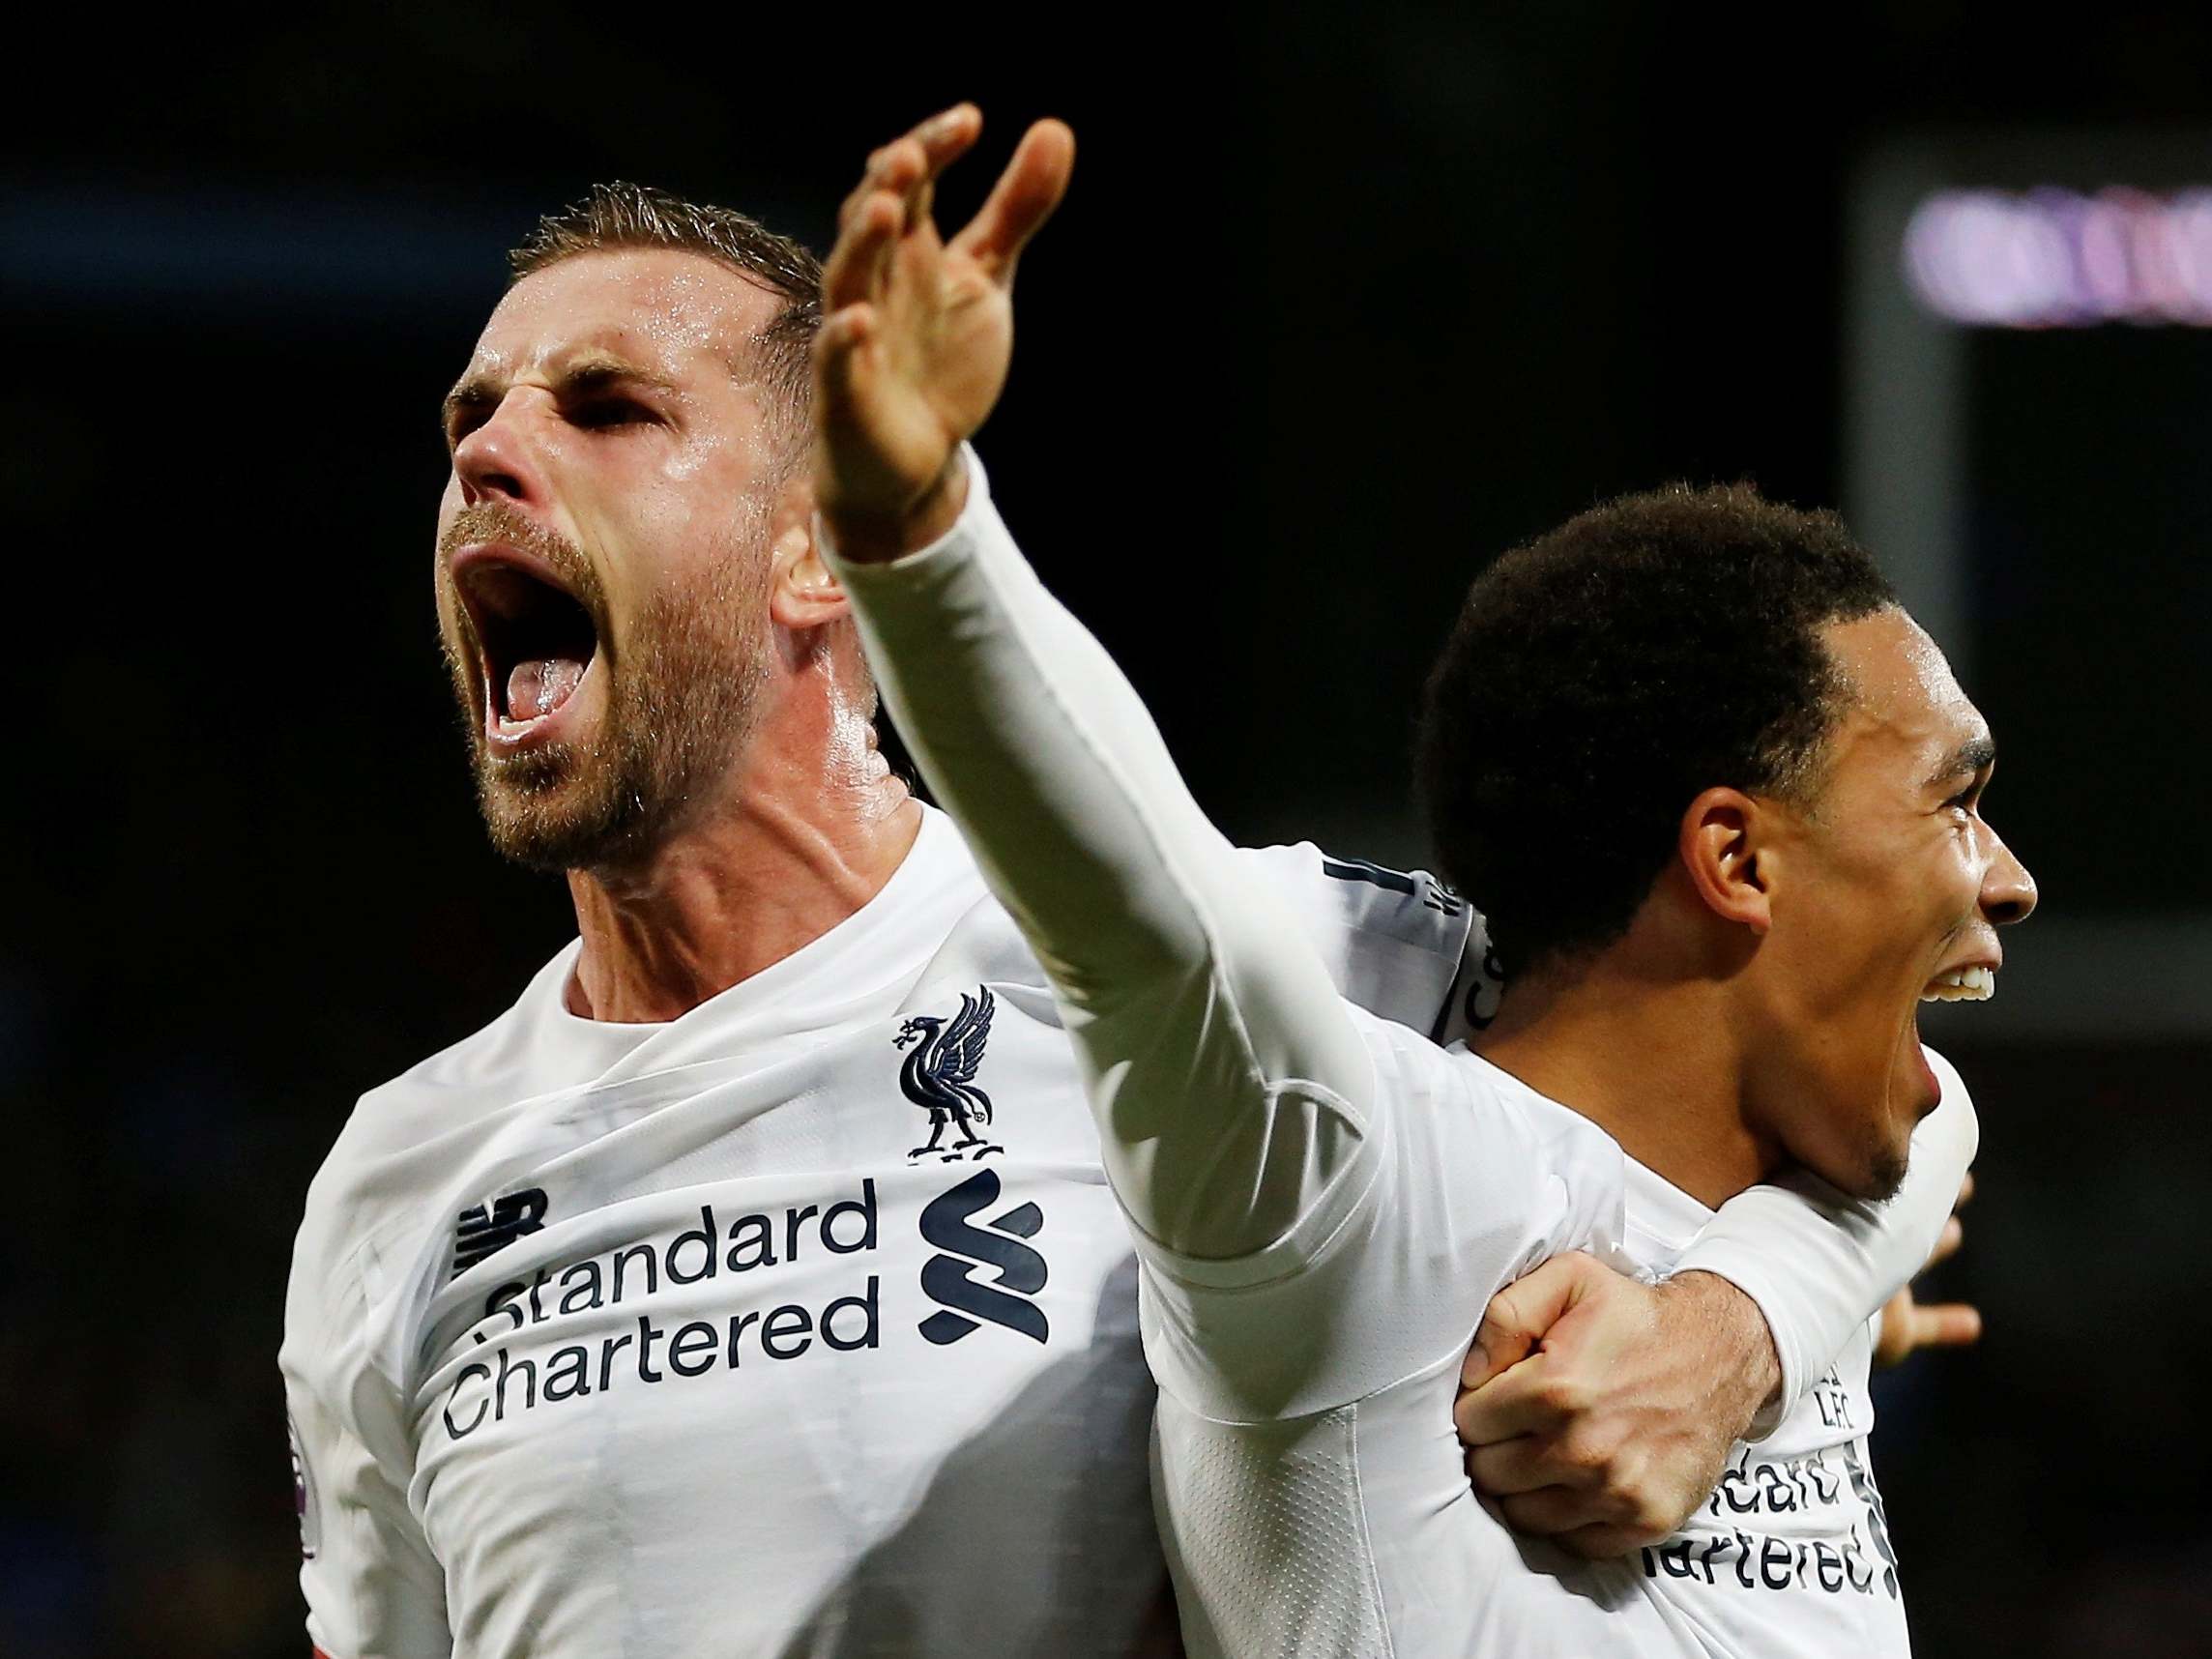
[
  {"xmin": 569, "ymin": 396, "xmax": 657, "ymax": 431},
  {"xmin": 1942, "ymin": 778, "xmax": 1988, "ymax": 827}
]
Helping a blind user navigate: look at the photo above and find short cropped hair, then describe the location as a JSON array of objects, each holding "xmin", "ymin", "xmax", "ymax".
[
  {"xmin": 509, "ymin": 182, "xmax": 822, "ymax": 443},
  {"xmin": 1416, "ymin": 483, "xmax": 1898, "ymax": 977}
]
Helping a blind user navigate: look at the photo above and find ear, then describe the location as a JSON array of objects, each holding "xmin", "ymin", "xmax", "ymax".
[
  {"xmin": 1678, "ymin": 786, "xmax": 1774, "ymax": 937},
  {"xmin": 767, "ymin": 474, "xmax": 850, "ymax": 631}
]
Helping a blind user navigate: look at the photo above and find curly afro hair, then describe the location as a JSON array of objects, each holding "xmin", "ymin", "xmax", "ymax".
[{"xmin": 1416, "ymin": 483, "xmax": 1898, "ymax": 979}]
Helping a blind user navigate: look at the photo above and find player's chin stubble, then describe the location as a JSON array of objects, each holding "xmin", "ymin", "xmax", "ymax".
[
  {"xmin": 1863, "ymin": 1139, "xmax": 1909, "ymax": 1205},
  {"xmin": 450, "ymin": 550, "xmax": 774, "ymax": 876}
]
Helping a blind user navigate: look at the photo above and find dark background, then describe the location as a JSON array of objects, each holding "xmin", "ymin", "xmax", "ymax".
[{"xmin": 4, "ymin": 6, "xmax": 2207, "ymax": 1654}]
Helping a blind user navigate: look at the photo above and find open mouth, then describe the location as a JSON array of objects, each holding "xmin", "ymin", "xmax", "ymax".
[
  {"xmin": 451, "ymin": 545, "xmax": 600, "ymax": 742},
  {"xmin": 1920, "ymin": 964, "xmax": 1996, "ymax": 1004}
]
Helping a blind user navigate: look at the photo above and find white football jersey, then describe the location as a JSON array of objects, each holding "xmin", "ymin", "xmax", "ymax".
[
  {"xmin": 293, "ymin": 450, "xmax": 1978, "ymax": 1659},
  {"xmin": 1151, "ymin": 1116, "xmax": 1929, "ymax": 1659},
  {"xmin": 1587, "ymin": 1148, "xmax": 1919, "ymax": 1657},
  {"xmin": 280, "ymin": 808, "xmax": 1479, "ymax": 1659},
  {"xmin": 828, "ymin": 452, "xmax": 1969, "ymax": 1659}
]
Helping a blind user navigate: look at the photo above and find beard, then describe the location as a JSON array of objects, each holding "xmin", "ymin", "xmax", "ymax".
[
  {"xmin": 439, "ymin": 501, "xmax": 774, "ymax": 874},
  {"xmin": 1862, "ymin": 1137, "xmax": 1909, "ymax": 1204}
]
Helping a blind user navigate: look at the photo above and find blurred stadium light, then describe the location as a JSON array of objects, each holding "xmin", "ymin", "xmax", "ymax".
[{"xmin": 1906, "ymin": 188, "xmax": 2212, "ymax": 329}]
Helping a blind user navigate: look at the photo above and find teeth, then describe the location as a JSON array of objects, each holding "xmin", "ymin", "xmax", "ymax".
[{"xmin": 1919, "ymin": 966, "xmax": 1995, "ymax": 1004}]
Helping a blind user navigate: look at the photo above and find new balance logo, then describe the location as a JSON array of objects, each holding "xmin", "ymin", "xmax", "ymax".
[
  {"xmin": 917, "ymin": 1168, "xmax": 1048, "ymax": 1346},
  {"xmin": 451, "ymin": 1187, "xmax": 549, "ymax": 1280}
]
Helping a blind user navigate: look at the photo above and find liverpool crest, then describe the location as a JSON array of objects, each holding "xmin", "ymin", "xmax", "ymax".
[{"xmin": 896, "ymin": 987, "xmax": 1002, "ymax": 1162}]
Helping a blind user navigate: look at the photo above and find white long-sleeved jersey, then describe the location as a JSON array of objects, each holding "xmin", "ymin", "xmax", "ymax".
[
  {"xmin": 284, "ymin": 813, "xmax": 1493, "ymax": 1658},
  {"xmin": 284, "ymin": 463, "xmax": 1972, "ymax": 1659},
  {"xmin": 830, "ymin": 454, "xmax": 1974, "ymax": 1657}
]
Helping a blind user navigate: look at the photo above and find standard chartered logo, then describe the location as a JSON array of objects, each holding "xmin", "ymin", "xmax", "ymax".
[
  {"xmin": 437, "ymin": 1171, "xmax": 1057, "ymax": 1441},
  {"xmin": 441, "ymin": 1185, "xmax": 883, "ymax": 1441},
  {"xmin": 917, "ymin": 1167, "xmax": 1049, "ymax": 1346}
]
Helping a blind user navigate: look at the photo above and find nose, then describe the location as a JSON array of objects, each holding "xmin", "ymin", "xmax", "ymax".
[
  {"xmin": 451, "ymin": 392, "xmax": 549, "ymax": 509},
  {"xmin": 1980, "ymin": 823, "xmax": 2037, "ymax": 925}
]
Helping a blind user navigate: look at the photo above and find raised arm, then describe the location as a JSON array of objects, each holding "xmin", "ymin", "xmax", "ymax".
[
  {"xmin": 1677, "ymin": 1050, "xmax": 1980, "ymax": 1407},
  {"xmin": 802, "ymin": 106, "xmax": 1962, "ymax": 1557},
  {"xmin": 810, "ymin": 107, "xmax": 1379, "ymax": 1265}
]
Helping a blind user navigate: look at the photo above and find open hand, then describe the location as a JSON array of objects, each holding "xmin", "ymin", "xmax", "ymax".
[{"xmin": 813, "ymin": 103, "xmax": 1075, "ymax": 562}]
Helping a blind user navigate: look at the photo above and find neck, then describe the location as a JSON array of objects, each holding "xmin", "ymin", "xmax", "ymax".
[
  {"xmin": 565, "ymin": 680, "xmax": 921, "ymax": 1025},
  {"xmin": 1473, "ymin": 935, "xmax": 1780, "ymax": 1208}
]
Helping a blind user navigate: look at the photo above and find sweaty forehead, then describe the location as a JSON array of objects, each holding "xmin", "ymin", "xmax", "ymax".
[
  {"xmin": 465, "ymin": 247, "xmax": 784, "ymax": 387},
  {"xmin": 1820, "ymin": 607, "xmax": 1985, "ymax": 771}
]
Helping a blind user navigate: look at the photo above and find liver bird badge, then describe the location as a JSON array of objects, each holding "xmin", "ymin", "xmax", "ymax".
[{"xmin": 895, "ymin": 987, "xmax": 1003, "ymax": 1163}]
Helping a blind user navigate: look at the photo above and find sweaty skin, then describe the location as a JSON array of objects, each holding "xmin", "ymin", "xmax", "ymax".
[
  {"xmin": 437, "ymin": 248, "xmax": 921, "ymax": 1023},
  {"xmin": 1469, "ymin": 607, "xmax": 2029, "ymax": 1212},
  {"xmin": 282, "ymin": 131, "xmax": 2017, "ymax": 1659}
]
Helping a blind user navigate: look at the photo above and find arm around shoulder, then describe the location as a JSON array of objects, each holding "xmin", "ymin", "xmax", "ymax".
[
  {"xmin": 1672, "ymin": 1050, "xmax": 1979, "ymax": 1431},
  {"xmin": 829, "ymin": 452, "xmax": 1380, "ymax": 1266}
]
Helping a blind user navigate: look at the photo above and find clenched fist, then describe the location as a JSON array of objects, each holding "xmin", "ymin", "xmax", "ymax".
[{"xmin": 1454, "ymin": 1255, "xmax": 1781, "ymax": 1557}]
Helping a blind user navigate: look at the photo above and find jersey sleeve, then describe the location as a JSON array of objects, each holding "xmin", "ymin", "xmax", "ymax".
[
  {"xmin": 1233, "ymin": 844, "xmax": 1503, "ymax": 1042},
  {"xmin": 281, "ymin": 1179, "xmax": 451, "ymax": 1658},
  {"xmin": 828, "ymin": 452, "xmax": 1378, "ymax": 1265},
  {"xmin": 1247, "ymin": 831, "xmax": 1991, "ymax": 1431},
  {"xmin": 828, "ymin": 453, "xmax": 1623, "ymax": 1415},
  {"xmin": 1674, "ymin": 1046, "xmax": 1981, "ymax": 1437},
  {"xmin": 1140, "ymin": 1024, "xmax": 1626, "ymax": 1421}
]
